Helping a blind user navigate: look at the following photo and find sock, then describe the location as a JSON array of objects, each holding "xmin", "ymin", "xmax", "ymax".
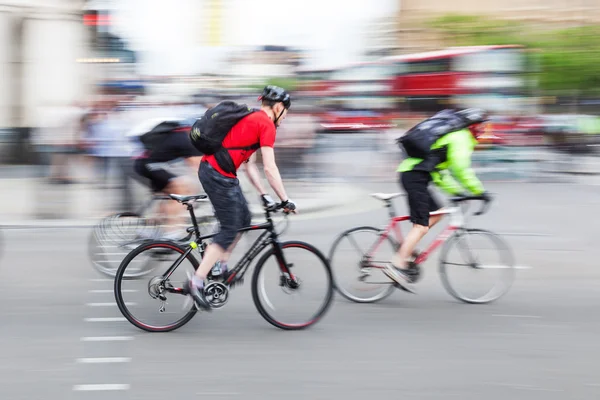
[
  {"xmin": 391, "ymin": 254, "xmax": 407, "ymax": 270},
  {"xmin": 191, "ymin": 275, "xmax": 204, "ymax": 289}
]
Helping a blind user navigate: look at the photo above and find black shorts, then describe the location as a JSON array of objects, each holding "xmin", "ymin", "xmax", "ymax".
[
  {"xmin": 400, "ymin": 170, "xmax": 441, "ymax": 227},
  {"xmin": 199, "ymin": 161, "xmax": 252, "ymax": 250},
  {"xmin": 134, "ymin": 158, "xmax": 177, "ymax": 192}
]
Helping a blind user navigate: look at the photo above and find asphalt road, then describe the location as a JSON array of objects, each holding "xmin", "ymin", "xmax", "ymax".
[{"xmin": 2, "ymin": 180, "xmax": 600, "ymax": 400}]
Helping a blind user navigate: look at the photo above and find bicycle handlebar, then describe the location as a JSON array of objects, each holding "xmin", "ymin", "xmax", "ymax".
[
  {"xmin": 264, "ymin": 202, "xmax": 294, "ymax": 215},
  {"xmin": 448, "ymin": 194, "xmax": 492, "ymax": 216}
]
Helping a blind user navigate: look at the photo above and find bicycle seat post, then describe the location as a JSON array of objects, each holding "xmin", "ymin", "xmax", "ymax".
[
  {"xmin": 186, "ymin": 201, "xmax": 201, "ymax": 240},
  {"xmin": 385, "ymin": 200, "xmax": 397, "ymax": 219},
  {"xmin": 450, "ymin": 202, "xmax": 466, "ymax": 228}
]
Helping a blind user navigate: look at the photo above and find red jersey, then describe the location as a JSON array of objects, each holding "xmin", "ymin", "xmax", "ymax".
[{"xmin": 203, "ymin": 110, "xmax": 276, "ymax": 178}]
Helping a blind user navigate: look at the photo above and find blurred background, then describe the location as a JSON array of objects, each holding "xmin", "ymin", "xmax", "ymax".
[
  {"xmin": 0, "ymin": 0, "xmax": 598, "ymax": 215},
  {"xmin": 1, "ymin": 0, "xmax": 600, "ymax": 219},
  {"xmin": 3, "ymin": 2, "xmax": 600, "ymax": 399}
]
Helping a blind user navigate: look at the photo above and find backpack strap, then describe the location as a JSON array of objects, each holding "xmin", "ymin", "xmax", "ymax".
[{"xmin": 223, "ymin": 143, "xmax": 261, "ymax": 151}]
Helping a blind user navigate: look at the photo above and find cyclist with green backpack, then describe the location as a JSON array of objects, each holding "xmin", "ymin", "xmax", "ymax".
[
  {"xmin": 384, "ymin": 108, "xmax": 492, "ymax": 288},
  {"xmin": 186, "ymin": 86, "xmax": 296, "ymax": 310}
]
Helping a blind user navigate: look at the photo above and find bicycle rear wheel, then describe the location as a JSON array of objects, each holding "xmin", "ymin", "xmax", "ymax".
[
  {"xmin": 88, "ymin": 212, "xmax": 158, "ymax": 278},
  {"xmin": 114, "ymin": 241, "xmax": 199, "ymax": 332},
  {"xmin": 439, "ymin": 229, "xmax": 516, "ymax": 304},
  {"xmin": 328, "ymin": 226, "xmax": 397, "ymax": 303},
  {"xmin": 252, "ymin": 241, "xmax": 334, "ymax": 330}
]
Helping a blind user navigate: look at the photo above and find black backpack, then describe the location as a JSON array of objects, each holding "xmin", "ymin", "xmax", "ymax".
[
  {"xmin": 396, "ymin": 109, "xmax": 471, "ymax": 159},
  {"xmin": 139, "ymin": 120, "xmax": 189, "ymax": 151},
  {"xmin": 190, "ymin": 101, "xmax": 260, "ymax": 174}
]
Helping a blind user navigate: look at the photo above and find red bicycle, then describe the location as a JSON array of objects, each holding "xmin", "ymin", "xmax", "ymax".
[{"xmin": 328, "ymin": 193, "xmax": 516, "ymax": 304}]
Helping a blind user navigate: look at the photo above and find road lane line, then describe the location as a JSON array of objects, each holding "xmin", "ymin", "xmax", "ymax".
[
  {"xmin": 80, "ymin": 336, "xmax": 134, "ymax": 342},
  {"xmin": 485, "ymin": 383, "xmax": 563, "ymax": 392},
  {"xmin": 84, "ymin": 317, "xmax": 126, "ymax": 322},
  {"xmin": 73, "ymin": 384, "xmax": 130, "ymax": 391},
  {"xmin": 89, "ymin": 289, "xmax": 137, "ymax": 293},
  {"xmin": 85, "ymin": 302, "xmax": 136, "ymax": 307},
  {"xmin": 77, "ymin": 357, "xmax": 131, "ymax": 364},
  {"xmin": 196, "ymin": 393, "xmax": 240, "ymax": 396}
]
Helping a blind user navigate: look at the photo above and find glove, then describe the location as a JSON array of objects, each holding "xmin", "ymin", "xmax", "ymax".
[
  {"xmin": 261, "ymin": 194, "xmax": 276, "ymax": 208},
  {"xmin": 281, "ymin": 199, "xmax": 297, "ymax": 213}
]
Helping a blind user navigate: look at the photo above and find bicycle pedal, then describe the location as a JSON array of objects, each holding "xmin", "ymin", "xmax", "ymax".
[{"xmin": 394, "ymin": 282, "xmax": 416, "ymax": 294}]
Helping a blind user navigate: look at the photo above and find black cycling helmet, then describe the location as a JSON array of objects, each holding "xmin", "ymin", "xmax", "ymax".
[
  {"xmin": 259, "ymin": 85, "xmax": 291, "ymax": 110},
  {"xmin": 456, "ymin": 108, "xmax": 489, "ymax": 125}
]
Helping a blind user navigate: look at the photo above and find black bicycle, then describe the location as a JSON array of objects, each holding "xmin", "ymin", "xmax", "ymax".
[{"xmin": 114, "ymin": 194, "xmax": 335, "ymax": 331}]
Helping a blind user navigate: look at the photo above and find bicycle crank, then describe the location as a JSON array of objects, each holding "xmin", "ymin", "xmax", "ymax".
[
  {"xmin": 204, "ymin": 282, "xmax": 230, "ymax": 309},
  {"xmin": 408, "ymin": 263, "xmax": 423, "ymax": 283}
]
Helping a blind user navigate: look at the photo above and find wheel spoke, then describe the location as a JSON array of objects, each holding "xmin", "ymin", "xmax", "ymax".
[
  {"xmin": 347, "ymin": 234, "xmax": 367, "ymax": 257},
  {"xmin": 252, "ymin": 241, "xmax": 333, "ymax": 330},
  {"xmin": 114, "ymin": 241, "xmax": 199, "ymax": 332},
  {"xmin": 328, "ymin": 227, "xmax": 397, "ymax": 303},
  {"xmin": 439, "ymin": 229, "xmax": 515, "ymax": 304}
]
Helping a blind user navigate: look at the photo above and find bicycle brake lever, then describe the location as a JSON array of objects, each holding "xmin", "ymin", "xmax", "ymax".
[{"xmin": 474, "ymin": 199, "xmax": 490, "ymax": 216}]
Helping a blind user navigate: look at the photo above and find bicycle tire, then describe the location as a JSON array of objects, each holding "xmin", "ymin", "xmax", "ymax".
[
  {"xmin": 328, "ymin": 226, "xmax": 397, "ymax": 303},
  {"xmin": 251, "ymin": 241, "xmax": 334, "ymax": 330},
  {"xmin": 88, "ymin": 212, "xmax": 155, "ymax": 278},
  {"xmin": 114, "ymin": 240, "xmax": 199, "ymax": 332},
  {"xmin": 439, "ymin": 228, "xmax": 516, "ymax": 304}
]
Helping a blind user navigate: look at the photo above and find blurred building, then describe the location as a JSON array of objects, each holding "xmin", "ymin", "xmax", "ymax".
[
  {"xmin": 364, "ymin": 16, "xmax": 400, "ymax": 59},
  {"xmin": 224, "ymin": 45, "xmax": 304, "ymax": 80},
  {"xmin": 397, "ymin": 0, "xmax": 600, "ymax": 53},
  {"xmin": 0, "ymin": 0, "xmax": 97, "ymax": 163}
]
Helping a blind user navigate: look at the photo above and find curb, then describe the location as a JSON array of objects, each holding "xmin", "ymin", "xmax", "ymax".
[{"xmin": 1, "ymin": 196, "xmax": 347, "ymax": 229}]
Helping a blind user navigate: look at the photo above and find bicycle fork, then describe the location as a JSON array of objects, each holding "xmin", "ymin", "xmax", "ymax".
[{"xmin": 271, "ymin": 242, "xmax": 300, "ymax": 290}]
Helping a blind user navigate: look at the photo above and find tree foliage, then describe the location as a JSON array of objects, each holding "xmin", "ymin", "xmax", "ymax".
[{"xmin": 429, "ymin": 15, "xmax": 600, "ymax": 95}]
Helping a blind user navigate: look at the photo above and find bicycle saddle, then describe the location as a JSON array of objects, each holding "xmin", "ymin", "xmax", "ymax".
[
  {"xmin": 370, "ymin": 193, "xmax": 404, "ymax": 201},
  {"xmin": 169, "ymin": 194, "xmax": 208, "ymax": 203}
]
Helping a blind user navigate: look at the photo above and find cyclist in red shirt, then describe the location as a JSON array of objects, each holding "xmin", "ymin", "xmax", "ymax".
[{"xmin": 187, "ymin": 86, "xmax": 296, "ymax": 310}]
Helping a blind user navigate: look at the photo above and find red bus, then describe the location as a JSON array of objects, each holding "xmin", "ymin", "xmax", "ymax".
[
  {"xmin": 296, "ymin": 66, "xmax": 336, "ymax": 97},
  {"xmin": 380, "ymin": 45, "xmax": 528, "ymax": 114},
  {"xmin": 314, "ymin": 60, "xmax": 399, "ymax": 131}
]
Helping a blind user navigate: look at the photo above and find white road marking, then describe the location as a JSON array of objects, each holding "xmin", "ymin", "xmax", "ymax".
[
  {"xmin": 84, "ymin": 317, "xmax": 126, "ymax": 322},
  {"xmin": 85, "ymin": 302, "xmax": 136, "ymax": 307},
  {"xmin": 73, "ymin": 384, "xmax": 130, "ymax": 391},
  {"xmin": 77, "ymin": 357, "xmax": 131, "ymax": 364},
  {"xmin": 485, "ymin": 383, "xmax": 563, "ymax": 392},
  {"xmin": 80, "ymin": 336, "xmax": 134, "ymax": 342},
  {"xmin": 89, "ymin": 289, "xmax": 137, "ymax": 293},
  {"xmin": 90, "ymin": 278, "xmax": 113, "ymax": 282}
]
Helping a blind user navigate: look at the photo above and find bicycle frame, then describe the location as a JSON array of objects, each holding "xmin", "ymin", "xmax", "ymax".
[
  {"xmin": 366, "ymin": 199, "xmax": 468, "ymax": 267},
  {"xmin": 160, "ymin": 201, "xmax": 293, "ymax": 295}
]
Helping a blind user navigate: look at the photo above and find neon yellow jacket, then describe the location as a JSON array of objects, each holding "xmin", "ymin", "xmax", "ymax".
[{"xmin": 397, "ymin": 128, "xmax": 485, "ymax": 196}]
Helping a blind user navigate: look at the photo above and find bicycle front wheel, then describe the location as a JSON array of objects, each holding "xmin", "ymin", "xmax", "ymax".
[
  {"xmin": 328, "ymin": 226, "xmax": 397, "ymax": 303},
  {"xmin": 251, "ymin": 241, "xmax": 334, "ymax": 330},
  {"xmin": 439, "ymin": 229, "xmax": 516, "ymax": 304},
  {"xmin": 114, "ymin": 241, "xmax": 199, "ymax": 332}
]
